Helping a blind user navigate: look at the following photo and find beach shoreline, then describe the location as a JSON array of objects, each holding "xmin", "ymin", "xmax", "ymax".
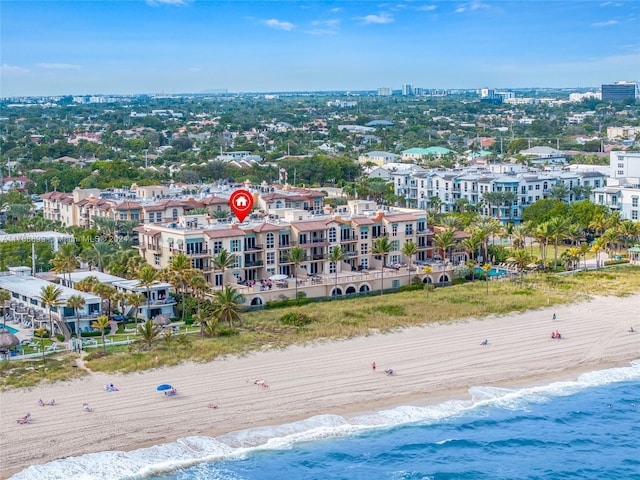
[{"xmin": 2, "ymin": 294, "xmax": 639, "ymax": 479}]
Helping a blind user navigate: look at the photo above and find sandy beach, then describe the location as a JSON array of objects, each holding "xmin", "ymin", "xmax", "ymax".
[{"xmin": 1, "ymin": 293, "xmax": 639, "ymax": 479}]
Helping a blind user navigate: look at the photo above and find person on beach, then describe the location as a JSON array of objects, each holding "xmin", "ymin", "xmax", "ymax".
[
  {"xmin": 82, "ymin": 403, "xmax": 93, "ymax": 412},
  {"xmin": 553, "ymin": 313, "xmax": 556, "ymax": 321},
  {"xmin": 551, "ymin": 331, "xmax": 556, "ymax": 339},
  {"xmin": 372, "ymin": 361, "xmax": 376, "ymax": 372},
  {"xmin": 629, "ymin": 327, "xmax": 635, "ymax": 333},
  {"xmin": 481, "ymin": 339, "xmax": 488, "ymax": 345}
]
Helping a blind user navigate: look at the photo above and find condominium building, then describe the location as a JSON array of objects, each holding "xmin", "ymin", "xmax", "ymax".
[
  {"xmin": 610, "ymin": 151, "xmax": 640, "ymax": 178},
  {"xmin": 392, "ymin": 164, "xmax": 607, "ymax": 223},
  {"xmin": 135, "ymin": 201, "xmax": 438, "ymax": 306},
  {"xmin": 592, "ymin": 177, "xmax": 640, "ymax": 221}
]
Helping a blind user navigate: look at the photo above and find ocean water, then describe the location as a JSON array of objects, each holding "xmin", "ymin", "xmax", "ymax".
[{"xmin": 11, "ymin": 360, "xmax": 640, "ymax": 480}]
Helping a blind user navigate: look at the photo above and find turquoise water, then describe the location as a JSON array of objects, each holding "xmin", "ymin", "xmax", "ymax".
[
  {"xmin": 474, "ymin": 267, "xmax": 508, "ymax": 277},
  {"xmin": 0, "ymin": 324, "xmax": 19, "ymax": 334},
  {"xmin": 10, "ymin": 360, "xmax": 640, "ymax": 480}
]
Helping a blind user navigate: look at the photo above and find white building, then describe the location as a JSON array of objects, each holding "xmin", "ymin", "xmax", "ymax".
[
  {"xmin": 592, "ymin": 177, "xmax": 640, "ymax": 221},
  {"xmin": 610, "ymin": 151, "xmax": 640, "ymax": 178}
]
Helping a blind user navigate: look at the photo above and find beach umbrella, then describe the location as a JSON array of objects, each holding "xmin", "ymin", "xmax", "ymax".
[
  {"xmin": 0, "ymin": 328, "xmax": 20, "ymax": 348},
  {"xmin": 269, "ymin": 274, "xmax": 288, "ymax": 281},
  {"xmin": 156, "ymin": 384, "xmax": 173, "ymax": 391}
]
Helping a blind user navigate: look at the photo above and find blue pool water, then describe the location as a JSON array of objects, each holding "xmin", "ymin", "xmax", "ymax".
[
  {"xmin": 474, "ymin": 267, "xmax": 508, "ymax": 277},
  {"xmin": 0, "ymin": 324, "xmax": 19, "ymax": 334},
  {"xmin": 11, "ymin": 360, "xmax": 640, "ymax": 480}
]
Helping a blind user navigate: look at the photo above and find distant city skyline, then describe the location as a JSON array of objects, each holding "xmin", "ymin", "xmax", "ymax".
[{"xmin": 1, "ymin": 0, "xmax": 639, "ymax": 97}]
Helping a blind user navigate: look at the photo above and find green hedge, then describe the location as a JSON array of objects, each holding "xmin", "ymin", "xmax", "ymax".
[
  {"xmin": 399, "ymin": 284, "xmax": 424, "ymax": 292},
  {"xmin": 266, "ymin": 298, "xmax": 312, "ymax": 309},
  {"xmin": 604, "ymin": 259, "xmax": 630, "ymax": 266}
]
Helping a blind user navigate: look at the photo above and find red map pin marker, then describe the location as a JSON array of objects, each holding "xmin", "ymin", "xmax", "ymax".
[{"xmin": 229, "ymin": 189, "xmax": 254, "ymax": 223}]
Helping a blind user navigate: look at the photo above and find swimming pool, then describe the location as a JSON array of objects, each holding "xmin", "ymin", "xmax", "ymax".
[
  {"xmin": 474, "ymin": 267, "xmax": 508, "ymax": 277},
  {"xmin": 0, "ymin": 324, "xmax": 19, "ymax": 334}
]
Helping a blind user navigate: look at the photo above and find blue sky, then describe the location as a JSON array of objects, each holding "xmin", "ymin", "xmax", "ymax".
[{"xmin": 1, "ymin": 0, "xmax": 639, "ymax": 96}]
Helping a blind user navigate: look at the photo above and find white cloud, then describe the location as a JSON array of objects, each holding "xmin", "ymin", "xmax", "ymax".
[
  {"xmin": 1, "ymin": 64, "xmax": 29, "ymax": 75},
  {"xmin": 592, "ymin": 19, "xmax": 618, "ymax": 27},
  {"xmin": 263, "ymin": 19, "xmax": 295, "ymax": 31},
  {"xmin": 359, "ymin": 13, "xmax": 394, "ymax": 24},
  {"xmin": 145, "ymin": 0, "xmax": 191, "ymax": 6},
  {"xmin": 456, "ymin": 1, "xmax": 490, "ymax": 13},
  {"xmin": 417, "ymin": 5, "xmax": 437, "ymax": 11},
  {"xmin": 330, "ymin": 7, "xmax": 342, "ymax": 13},
  {"xmin": 35, "ymin": 63, "xmax": 82, "ymax": 70},
  {"xmin": 311, "ymin": 19, "xmax": 340, "ymax": 27}
]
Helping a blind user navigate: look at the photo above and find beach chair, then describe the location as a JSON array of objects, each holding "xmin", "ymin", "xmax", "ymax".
[{"xmin": 45, "ymin": 344, "xmax": 58, "ymax": 352}]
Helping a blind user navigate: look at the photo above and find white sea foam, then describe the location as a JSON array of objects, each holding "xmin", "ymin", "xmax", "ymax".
[{"xmin": 9, "ymin": 360, "xmax": 640, "ymax": 480}]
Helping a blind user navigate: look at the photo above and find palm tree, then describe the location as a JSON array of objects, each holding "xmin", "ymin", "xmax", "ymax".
[
  {"xmin": 52, "ymin": 242, "xmax": 78, "ymax": 287},
  {"xmin": 126, "ymin": 292, "xmax": 146, "ymax": 330},
  {"xmin": 211, "ymin": 285, "xmax": 244, "ymax": 328},
  {"xmin": 534, "ymin": 222, "xmax": 553, "ymax": 268},
  {"xmin": 481, "ymin": 263, "xmax": 492, "ymax": 295},
  {"xmin": 285, "ymin": 246, "xmax": 307, "ymax": 303},
  {"xmin": 327, "ymin": 246, "xmax": 347, "ymax": 299},
  {"xmin": 169, "ymin": 253, "xmax": 192, "ymax": 321},
  {"xmin": 91, "ymin": 315, "xmax": 111, "ymax": 355},
  {"xmin": 506, "ymin": 249, "xmax": 532, "ymax": 283},
  {"xmin": 433, "ymin": 230, "xmax": 455, "ymax": 264},
  {"xmin": 548, "ymin": 183, "xmax": 569, "ymax": 201},
  {"xmin": 482, "ymin": 191, "xmax": 503, "ymax": 220},
  {"xmin": 591, "ymin": 237, "xmax": 607, "ymax": 270},
  {"xmin": 548, "ymin": 216, "xmax": 570, "ymax": 268},
  {"xmin": 372, "ymin": 236, "xmax": 393, "ymax": 295},
  {"xmin": 34, "ymin": 326, "xmax": 48, "ymax": 367},
  {"xmin": 0, "ymin": 289, "xmax": 11, "ymax": 328},
  {"xmin": 578, "ymin": 241, "xmax": 591, "ymax": 270},
  {"xmin": 136, "ymin": 319, "xmax": 162, "ymax": 350},
  {"xmin": 66, "ymin": 294, "xmax": 86, "ymax": 339},
  {"xmin": 212, "ymin": 248, "xmax": 235, "ymax": 285},
  {"xmin": 137, "ymin": 265, "xmax": 158, "ymax": 321},
  {"xmin": 74, "ymin": 275, "xmax": 99, "ymax": 293},
  {"xmin": 40, "ymin": 284, "xmax": 63, "ymax": 339},
  {"xmin": 81, "ymin": 242, "xmax": 112, "ymax": 272},
  {"xmin": 401, "ymin": 240, "xmax": 418, "ymax": 282}
]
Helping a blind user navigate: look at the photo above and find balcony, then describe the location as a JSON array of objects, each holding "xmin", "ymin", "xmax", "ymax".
[
  {"xmin": 347, "ymin": 251, "xmax": 358, "ymax": 257},
  {"xmin": 340, "ymin": 235, "xmax": 358, "ymax": 242},
  {"xmin": 312, "ymin": 254, "xmax": 325, "ymax": 260},
  {"xmin": 278, "ymin": 243, "xmax": 291, "ymax": 248},
  {"xmin": 245, "ymin": 244, "xmax": 264, "ymax": 251},
  {"xmin": 245, "ymin": 260, "xmax": 264, "ymax": 267}
]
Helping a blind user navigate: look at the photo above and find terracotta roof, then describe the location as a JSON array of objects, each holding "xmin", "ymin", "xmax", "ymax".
[
  {"xmin": 201, "ymin": 196, "xmax": 228, "ymax": 205},
  {"xmin": 250, "ymin": 222, "xmax": 283, "ymax": 232},
  {"xmin": 115, "ymin": 201, "xmax": 143, "ymax": 210},
  {"xmin": 204, "ymin": 228, "xmax": 246, "ymax": 239},
  {"xmin": 383, "ymin": 213, "xmax": 422, "ymax": 222},
  {"xmin": 290, "ymin": 219, "xmax": 332, "ymax": 232},
  {"xmin": 351, "ymin": 217, "xmax": 375, "ymax": 225}
]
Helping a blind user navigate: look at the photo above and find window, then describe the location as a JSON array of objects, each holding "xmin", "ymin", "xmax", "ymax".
[
  {"xmin": 266, "ymin": 233, "xmax": 274, "ymax": 249},
  {"xmin": 131, "ymin": 212, "xmax": 139, "ymax": 221},
  {"xmin": 266, "ymin": 252, "xmax": 275, "ymax": 265},
  {"xmin": 360, "ymin": 230, "xmax": 369, "ymax": 240},
  {"xmin": 299, "ymin": 234, "xmax": 307, "ymax": 244},
  {"xmin": 154, "ymin": 254, "xmax": 161, "ymax": 266},
  {"xmin": 535, "ymin": 185, "xmax": 540, "ymax": 190},
  {"xmin": 392, "ymin": 224, "xmax": 398, "ymax": 237},
  {"xmin": 360, "ymin": 243, "xmax": 368, "ymax": 254},
  {"xmin": 528, "ymin": 185, "xmax": 532, "ymax": 191},
  {"xmin": 172, "ymin": 208, "xmax": 178, "ymax": 221},
  {"xmin": 632, "ymin": 210, "xmax": 638, "ymax": 220},
  {"xmin": 392, "ymin": 280, "xmax": 400, "ymax": 289},
  {"xmin": 231, "ymin": 240, "xmax": 241, "ymax": 252},
  {"xmin": 392, "ymin": 240, "xmax": 400, "ymax": 251},
  {"xmin": 633, "ymin": 197, "xmax": 639, "ymax": 208},
  {"xmin": 329, "ymin": 261, "xmax": 336, "ymax": 274},
  {"xmin": 214, "ymin": 274, "xmax": 223, "ymax": 287},
  {"xmin": 328, "ymin": 227, "xmax": 336, "ymax": 243},
  {"xmin": 148, "ymin": 213, "xmax": 154, "ymax": 223},
  {"xmin": 120, "ymin": 212, "xmax": 127, "ymax": 221},
  {"xmin": 213, "ymin": 241, "xmax": 222, "ymax": 254},
  {"xmin": 405, "ymin": 224, "xmax": 413, "ymax": 235},
  {"xmin": 156, "ymin": 212, "xmax": 162, "ymax": 222},
  {"xmin": 280, "ymin": 233, "xmax": 290, "ymax": 246}
]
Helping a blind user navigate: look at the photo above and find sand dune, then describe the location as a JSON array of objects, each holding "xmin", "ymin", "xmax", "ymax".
[{"xmin": 1, "ymin": 293, "xmax": 639, "ymax": 478}]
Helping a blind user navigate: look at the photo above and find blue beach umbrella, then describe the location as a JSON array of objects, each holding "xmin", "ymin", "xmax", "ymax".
[{"xmin": 157, "ymin": 384, "xmax": 172, "ymax": 392}]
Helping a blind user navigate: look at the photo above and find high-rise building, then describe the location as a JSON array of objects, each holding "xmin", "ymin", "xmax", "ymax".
[
  {"xmin": 377, "ymin": 87, "xmax": 392, "ymax": 96},
  {"xmin": 402, "ymin": 84, "xmax": 414, "ymax": 96},
  {"xmin": 601, "ymin": 81, "xmax": 638, "ymax": 103}
]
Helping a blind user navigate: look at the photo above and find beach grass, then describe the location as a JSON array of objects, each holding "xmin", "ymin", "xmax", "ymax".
[{"xmin": 2, "ymin": 265, "xmax": 639, "ymax": 385}]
